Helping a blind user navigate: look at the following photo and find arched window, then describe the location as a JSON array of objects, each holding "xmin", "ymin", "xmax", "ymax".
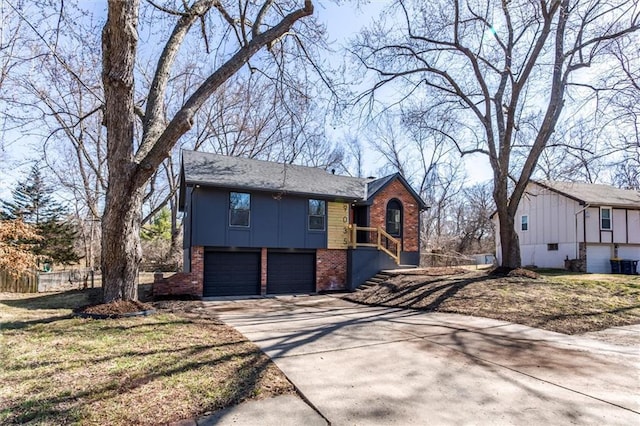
[{"xmin": 386, "ymin": 199, "xmax": 402, "ymax": 237}]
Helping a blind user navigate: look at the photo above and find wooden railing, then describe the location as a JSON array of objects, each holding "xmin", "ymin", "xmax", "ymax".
[{"xmin": 349, "ymin": 225, "xmax": 401, "ymax": 265}]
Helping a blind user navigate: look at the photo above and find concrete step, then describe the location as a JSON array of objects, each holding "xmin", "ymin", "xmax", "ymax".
[{"xmin": 356, "ymin": 272, "xmax": 392, "ymax": 291}]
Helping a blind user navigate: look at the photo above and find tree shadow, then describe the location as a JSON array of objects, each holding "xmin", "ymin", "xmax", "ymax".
[
  {"xmin": 0, "ymin": 288, "xmax": 102, "ymax": 310},
  {"xmin": 348, "ymin": 274, "xmax": 502, "ymax": 312},
  {"xmin": 1, "ymin": 283, "xmax": 153, "ymax": 312},
  {"xmin": 212, "ymin": 295, "xmax": 639, "ymax": 425},
  {"xmin": 1, "ymin": 314, "xmax": 75, "ymax": 330},
  {"xmin": 1, "ymin": 312, "xmax": 282, "ymax": 425}
]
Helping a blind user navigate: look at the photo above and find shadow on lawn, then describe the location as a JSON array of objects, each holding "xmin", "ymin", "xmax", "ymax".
[
  {"xmin": 4, "ymin": 344, "xmax": 270, "ymax": 424},
  {"xmin": 347, "ymin": 273, "xmax": 501, "ymax": 312},
  {"xmin": 1, "ymin": 307, "xmax": 280, "ymax": 425},
  {"xmin": 0, "ymin": 283, "xmax": 154, "ymax": 312}
]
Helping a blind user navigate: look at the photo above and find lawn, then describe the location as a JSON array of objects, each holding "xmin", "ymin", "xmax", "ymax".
[
  {"xmin": 0, "ymin": 289, "xmax": 293, "ymax": 425},
  {"xmin": 345, "ymin": 269, "xmax": 640, "ymax": 334}
]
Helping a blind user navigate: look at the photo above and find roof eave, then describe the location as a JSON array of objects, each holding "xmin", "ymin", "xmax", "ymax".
[{"xmin": 185, "ymin": 179, "xmax": 364, "ymax": 202}]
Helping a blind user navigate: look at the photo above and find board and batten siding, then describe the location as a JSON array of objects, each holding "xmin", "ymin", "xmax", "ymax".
[
  {"xmin": 584, "ymin": 207, "xmax": 640, "ymax": 244},
  {"xmin": 327, "ymin": 202, "xmax": 350, "ymax": 249},
  {"xmin": 512, "ymin": 185, "xmax": 582, "ymax": 268}
]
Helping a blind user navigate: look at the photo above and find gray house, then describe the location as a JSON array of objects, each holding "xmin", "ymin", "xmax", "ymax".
[{"xmin": 154, "ymin": 150, "xmax": 427, "ymax": 298}]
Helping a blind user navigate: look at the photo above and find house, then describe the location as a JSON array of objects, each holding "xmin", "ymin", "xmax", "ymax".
[
  {"xmin": 153, "ymin": 150, "xmax": 428, "ymax": 298},
  {"xmin": 494, "ymin": 180, "xmax": 640, "ymax": 273}
]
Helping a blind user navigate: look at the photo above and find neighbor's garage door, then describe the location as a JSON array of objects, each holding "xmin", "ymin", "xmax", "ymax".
[
  {"xmin": 204, "ymin": 251, "xmax": 260, "ymax": 297},
  {"xmin": 267, "ymin": 251, "xmax": 315, "ymax": 294},
  {"xmin": 586, "ymin": 245, "xmax": 613, "ymax": 274},
  {"xmin": 618, "ymin": 245, "xmax": 640, "ymax": 260}
]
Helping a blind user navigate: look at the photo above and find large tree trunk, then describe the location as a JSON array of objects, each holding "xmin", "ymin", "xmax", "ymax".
[
  {"xmin": 101, "ymin": 0, "xmax": 141, "ymax": 303},
  {"xmin": 494, "ymin": 176, "xmax": 522, "ymax": 269},
  {"xmin": 101, "ymin": 185, "xmax": 144, "ymax": 302},
  {"xmin": 497, "ymin": 209, "xmax": 521, "ymax": 269}
]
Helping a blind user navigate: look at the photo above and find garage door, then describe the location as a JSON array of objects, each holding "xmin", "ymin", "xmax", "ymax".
[
  {"xmin": 267, "ymin": 252, "xmax": 315, "ymax": 294},
  {"xmin": 618, "ymin": 245, "xmax": 640, "ymax": 260},
  {"xmin": 586, "ymin": 245, "xmax": 613, "ymax": 274},
  {"xmin": 204, "ymin": 251, "xmax": 260, "ymax": 297}
]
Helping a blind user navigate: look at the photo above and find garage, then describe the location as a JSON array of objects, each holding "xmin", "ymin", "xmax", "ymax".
[
  {"xmin": 204, "ymin": 250, "xmax": 260, "ymax": 297},
  {"xmin": 267, "ymin": 251, "xmax": 316, "ymax": 294},
  {"xmin": 617, "ymin": 245, "xmax": 640, "ymax": 260},
  {"xmin": 586, "ymin": 245, "xmax": 613, "ymax": 274}
]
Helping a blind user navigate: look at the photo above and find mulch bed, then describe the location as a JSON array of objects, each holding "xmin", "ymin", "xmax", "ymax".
[{"xmin": 75, "ymin": 300, "xmax": 155, "ymax": 318}]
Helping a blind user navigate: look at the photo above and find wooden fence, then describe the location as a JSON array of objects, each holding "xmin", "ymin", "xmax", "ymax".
[
  {"xmin": 0, "ymin": 269, "xmax": 38, "ymax": 293},
  {"xmin": 0, "ymin": 268, "xmax": 94, "ymax": 293}
]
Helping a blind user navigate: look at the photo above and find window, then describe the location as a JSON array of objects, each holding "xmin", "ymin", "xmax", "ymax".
[
  {"xmin": 547, "ymin": 243, "xmax": 558, "ymax": 251},
  {"xmin": 386, "ymin": 200, "xmax": 402, "ymax": 236},
  {"xmin": 600, "ymin": 207, "xmax": 612, "ymax": 230},
  {"xmin": 521, "ymin": 215, "xmax": 529, "ymax": 231},
  {"xmin": 308, "ymin": 199, "xmax": 326, "ymax": 230},
  {"xmin": 229, "ymin": 192, "xmax": 250, "ymax": 227}
]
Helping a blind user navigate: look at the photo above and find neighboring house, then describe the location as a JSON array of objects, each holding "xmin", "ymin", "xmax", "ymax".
[
  {"xmin": 154, "ymin": 150, "xmax": 427, "ymax": 298},
  {"xmin": 494, "ymin": 180, "xmax": 640, "ymax": 273}
]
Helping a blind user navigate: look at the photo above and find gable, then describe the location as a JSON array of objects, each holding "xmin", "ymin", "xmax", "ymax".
[{"xmin": 364, "ymin": 173, "xmax": 428, "ymax": 210}]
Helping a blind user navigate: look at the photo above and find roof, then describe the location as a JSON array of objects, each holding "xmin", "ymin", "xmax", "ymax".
[
  {"xmin": 181, "ymin": 150, "xmax": 367, "ymax": 200},
  {"xmin": 533, "ymin": 180, "xmax": 640, "ymax": 209},
  {"xmin": 365, "ymin": 174, "xmax": 429, "ymax": 210}
]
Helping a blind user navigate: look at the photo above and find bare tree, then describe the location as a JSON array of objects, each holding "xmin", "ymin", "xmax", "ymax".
[
  {"xmin": 352, "ymin": 0, "xmax": 639, "ymax": 268},
  {"xmin": 100, "ymin": 0, "xmax": 316, "ymax": 302}
]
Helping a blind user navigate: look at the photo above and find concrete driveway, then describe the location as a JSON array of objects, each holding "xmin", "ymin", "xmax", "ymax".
[{"xmin": 206, "ymin": 295, "xmax": 640, "ymax": 425}]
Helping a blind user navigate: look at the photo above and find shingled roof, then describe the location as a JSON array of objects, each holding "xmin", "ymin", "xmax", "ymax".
[
  {"xmin": 534, "ymin": 180, "xmax": 640, "ymax": 209},
  {"xmin": 181, "ymin": 150, "xmax": 367, "ymax": 200}
]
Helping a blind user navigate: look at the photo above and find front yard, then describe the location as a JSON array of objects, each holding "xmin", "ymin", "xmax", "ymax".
[
  {"xmin": 0, "ymin": 289, "xmax": 293, "ymax": 425},
  {"xmin": 2, "ymin": 269, "xmax": 639, "ymax": 424},
  {"xmin": 345, "ymin": 269, "xmax": 640, "ymax": 334}
]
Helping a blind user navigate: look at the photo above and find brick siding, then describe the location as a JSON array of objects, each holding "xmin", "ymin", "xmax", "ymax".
[
  {"xmin": 316, "ymin": 249, "xmax": 347, "ymax": 291},
  {"xmin": 153, "ymin": 246, "xmax": 204, "ymax": 297},
  {"xmin": 369, "ymin": 179, "xmax": 420, "ymax": 252}
]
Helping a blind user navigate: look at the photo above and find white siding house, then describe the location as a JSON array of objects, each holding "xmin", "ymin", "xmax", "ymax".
[{"xmin": 494, "ymin": 181, "xmax": 640, "ymax": 273}]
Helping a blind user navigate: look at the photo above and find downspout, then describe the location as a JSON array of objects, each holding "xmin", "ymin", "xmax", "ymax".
[{"xmin": 575, "ymin": 203, "xmax": 590, "ymax": 259}]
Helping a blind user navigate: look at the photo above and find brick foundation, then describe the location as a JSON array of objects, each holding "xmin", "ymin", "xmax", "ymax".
[
  {"xmin": 153, "ymin": 246, "xmax": 204, "ymax": 298},
  {"xmin": 316, "ymin": 249, "xmax": 347, "ymax": 291}
]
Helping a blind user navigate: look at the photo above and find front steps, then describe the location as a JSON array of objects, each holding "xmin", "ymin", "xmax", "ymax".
[{"xmin": 356, "ymin": 271, "xmax": 393, "ymax": 291}]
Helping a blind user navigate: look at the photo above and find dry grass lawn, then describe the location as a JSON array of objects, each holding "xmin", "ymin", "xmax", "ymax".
[
  {"xmin": 0, "ymin": 289, "xmax": 293, "ymax": 425},
  {"xmin": 345, "ymin": 269, "xmax": 640, "ymax": 334}
]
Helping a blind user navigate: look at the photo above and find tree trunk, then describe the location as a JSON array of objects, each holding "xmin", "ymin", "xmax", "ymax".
[
  {"xmin": 101, "ymin": 0, "xmax": 141, "ymax": 303},
  {"xmin": 496, "ymin": 207, "xmax": 521, "ymax": 269},
  {"xmin": 101, "ymin": 185, "xmax": 144, "ymax": 302}
]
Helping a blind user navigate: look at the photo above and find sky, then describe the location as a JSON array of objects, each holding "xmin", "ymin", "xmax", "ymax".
[{"xmin": 0, "ymin": 0, "xmax": 493, "ymax": 202}]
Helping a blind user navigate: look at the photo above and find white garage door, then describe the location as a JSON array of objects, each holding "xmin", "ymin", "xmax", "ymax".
[
  {"xmin": 618, "ymin": 245, "xmax": 640, "ymax": 260},
  {"xmin": 586, "ymin": 245, "xmax": 613, "ymax": 274}
]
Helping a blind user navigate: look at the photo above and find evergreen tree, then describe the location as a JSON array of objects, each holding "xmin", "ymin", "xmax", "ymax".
[
  {"xmin": 1, "ymin": 165, "xmax": 80, "ymax": 266},
  {"xmin": 141, "ymin": 207, "xmax": 172, "ymax": 241}
]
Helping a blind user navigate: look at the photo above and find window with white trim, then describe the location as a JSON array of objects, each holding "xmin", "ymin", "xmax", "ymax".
[
  {"xmin": 521, "ymin": 215, "xmax": 529, "ymax": 231},
  {"xmin": 600, "ymin": 207, "xmax": 612, "ymax": 230}
]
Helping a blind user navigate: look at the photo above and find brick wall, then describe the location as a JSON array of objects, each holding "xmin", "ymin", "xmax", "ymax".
[
  {"xmin": 260, "ymin": 248, "xmax": 267, "ymax": 295},
  {"xmin": 153, "ymin": 246, "xmax": 204, "ymax": 297},
  {"xmin": 316, "ymin": 249, "xmax": 347, "ymax": 291},
  {"xmin": 369, "ymin": 179, "xmax": 420, "ymax": 252}
]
